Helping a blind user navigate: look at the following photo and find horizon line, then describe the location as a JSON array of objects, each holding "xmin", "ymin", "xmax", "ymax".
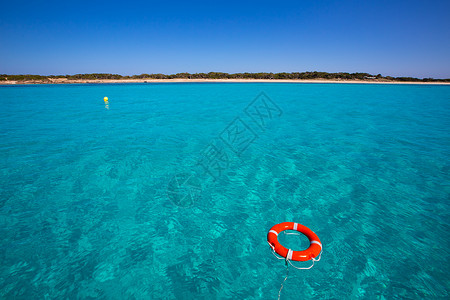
[{"xmin": 2, "ymin": 71, "xmax": 450, "ymax": 81}]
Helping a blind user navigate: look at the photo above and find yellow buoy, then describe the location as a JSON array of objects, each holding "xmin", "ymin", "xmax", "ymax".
[{"xmin": 104, "ymin": 97, "xmax": 108, "ymax": 102}]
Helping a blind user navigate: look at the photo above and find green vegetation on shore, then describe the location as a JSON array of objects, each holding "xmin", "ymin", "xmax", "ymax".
[{"xmin": 1, "ymin": 72, "xmax": 449, "ymax": 82}]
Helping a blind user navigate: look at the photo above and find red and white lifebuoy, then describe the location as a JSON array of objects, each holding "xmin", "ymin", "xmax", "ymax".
[{"xmin": 267, "ymin": 222, "xmax": 322, "ymax": 262}]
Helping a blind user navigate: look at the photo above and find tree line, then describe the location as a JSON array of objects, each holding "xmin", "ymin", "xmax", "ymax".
[{"xmin": 1, "ymin": 72, "xmax": 449, "ymax": 82}]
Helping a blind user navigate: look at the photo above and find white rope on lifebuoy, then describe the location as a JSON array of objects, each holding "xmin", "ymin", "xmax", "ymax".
[{"xmin": 267, "ymin": 222, "xmax": 323, "ymax": 299}]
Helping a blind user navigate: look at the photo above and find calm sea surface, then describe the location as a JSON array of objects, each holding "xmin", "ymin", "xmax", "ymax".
[{"xmin": 0, "ymin": 83, "xmax": 449, "ymax": 299}]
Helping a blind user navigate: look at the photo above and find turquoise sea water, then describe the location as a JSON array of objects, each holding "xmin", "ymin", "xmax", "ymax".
[{"xmin": 0, "ymin": 83, "xmax": 449, "ymax": 299}]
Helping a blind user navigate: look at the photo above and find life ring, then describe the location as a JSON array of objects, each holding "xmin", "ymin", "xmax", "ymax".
[{"xmin": 267, "ymin": 222, "xmax": 322, "ymax": 262}]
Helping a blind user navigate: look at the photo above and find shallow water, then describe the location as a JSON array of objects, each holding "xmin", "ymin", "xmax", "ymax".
[{"xmin": 0, "ymin": 83, "xmax": 449, "ymax": 299}]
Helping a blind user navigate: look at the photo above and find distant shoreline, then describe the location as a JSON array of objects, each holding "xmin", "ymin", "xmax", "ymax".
[{"xmin": 1, "ymin": 78, "xmax": 449, "ymax": 85}]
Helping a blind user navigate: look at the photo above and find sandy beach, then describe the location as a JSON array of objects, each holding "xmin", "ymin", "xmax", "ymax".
[{"xmin": 1, "ymin": 78, "xmax": 449, "ymax": 85}]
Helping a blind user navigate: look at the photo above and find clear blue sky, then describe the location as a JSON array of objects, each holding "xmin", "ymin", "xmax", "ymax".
[{"xmin": 1, "ymin": 0, "xmax": 449, "ymax": 78}]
